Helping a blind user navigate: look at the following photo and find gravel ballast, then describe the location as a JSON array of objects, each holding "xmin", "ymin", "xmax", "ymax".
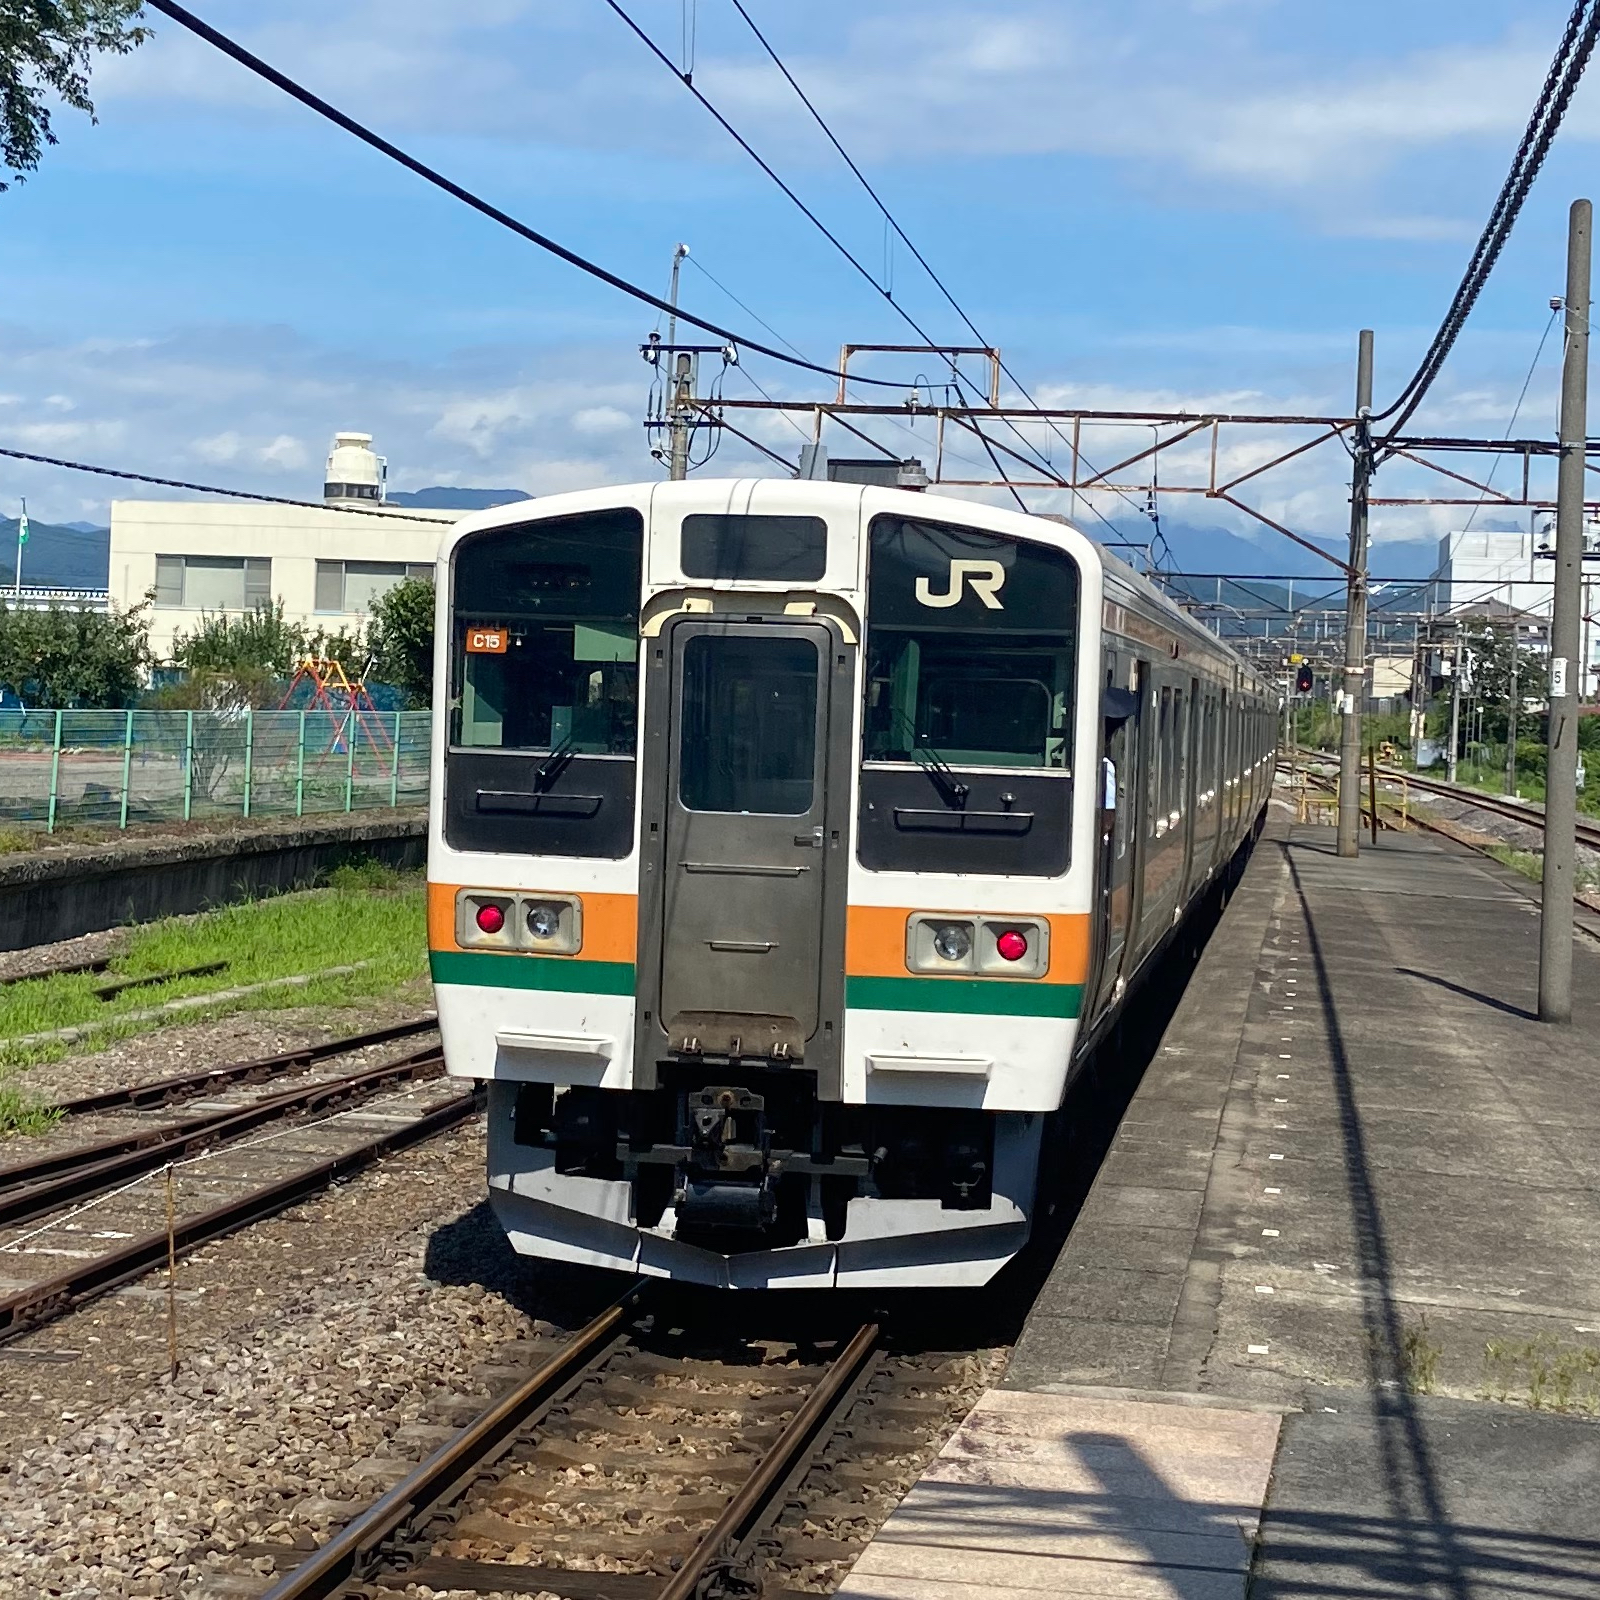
[{"xmin": 0, "ymin": 1125, "xmax": 620, "ymax": 1600}]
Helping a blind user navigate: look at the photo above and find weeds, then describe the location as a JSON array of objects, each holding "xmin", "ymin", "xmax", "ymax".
[
  {"xmin": 1480, "ymin": 1336, "xmax": 1600, "ymax": 1414},
  {"xmin": 1485, "ymin": 844, "xmax": 1600, "ymax": 895},
  {"xmin": 0, "ymin": 824, "xmax": 37, "ymax": 854},
  {"xmin": 326, "ymin": 855, "xmax": 403, "ymax": 892},
  {"xmin": 1400, "ymin": 1315, "xmax": 1442, "ymax": 1395},
  {"xmin": 0, "ymin": 1083, "xmax": 61, "ymax": 1136}
]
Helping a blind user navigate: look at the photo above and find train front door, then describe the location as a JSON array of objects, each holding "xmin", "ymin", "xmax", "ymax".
[{"xmin": 651, "ymin": 618, "xmax": 847, "ymax": 1068}]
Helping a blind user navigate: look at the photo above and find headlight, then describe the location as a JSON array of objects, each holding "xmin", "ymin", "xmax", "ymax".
[
  {"xmin": 932, "ymin": 922, "xmax": 973, "ymax": 963},
  {"xmin": 527, "ymin": 902, "xmax": 563, "ymax": 942}
]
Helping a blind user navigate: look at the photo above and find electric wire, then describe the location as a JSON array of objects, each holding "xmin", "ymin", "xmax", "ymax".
[
  {"xmin": 138, "ymin": 0, "xmax": 918, "ymax": 392},
  {"xmin": 723, "ymin": 0, "xmax": 1164, "ymax": 509},
  {"xmin": 0, "ymin": 446, "xmax": 438, "ymax": 519},
  {"xmin": 683, "ymin": 255, "xmax": 812, "ymax": 362},
  {"xmin": 709, "ymin": 0, "xmax": 1162, "ymax": 528},
  {"xmin": 1460, "ymin": 305, "xmax": 1562, "ymax": 534},
  {"xmin": 1375, "ymin": 0, "xmax": 1600, "ymax": 437}
]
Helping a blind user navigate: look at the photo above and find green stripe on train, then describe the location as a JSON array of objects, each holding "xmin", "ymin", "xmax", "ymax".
[
  {"xmin": 429, "ymin": 950, "xmax": 636, "ymax": 995},
  {"xmin": 846, "ymin": 975, "xmax": 1083, "ymax": 1019}
]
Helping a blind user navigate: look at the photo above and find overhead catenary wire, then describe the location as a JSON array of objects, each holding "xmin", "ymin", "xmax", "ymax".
[
  {"xmin": 1460, "ymin": 305, "xmax": 1562, "ymax": 533},
  {"xmin": 137, "ymin": 0, "xmax": 917, "ymax": 393},
  {"xmin": 706, "ymin": 0, "xmax": 1161, "ymax": 530},
  {"xmin": 1375, "ymin": 0, "xmax": 1600, "ymax": 439}
]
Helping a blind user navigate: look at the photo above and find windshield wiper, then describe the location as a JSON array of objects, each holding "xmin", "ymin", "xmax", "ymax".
[
  {"xmin": 892, "ymin": 711, "xmax": 968, "ymax": 810},
  {"xmin": 534, "ymin": 734, "xmax": 578, "ymax": 791}
]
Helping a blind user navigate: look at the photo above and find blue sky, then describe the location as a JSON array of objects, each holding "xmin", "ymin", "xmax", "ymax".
[{"xmin": 1, "ymin": 0, "xmax": 1597, "ymax": 575}]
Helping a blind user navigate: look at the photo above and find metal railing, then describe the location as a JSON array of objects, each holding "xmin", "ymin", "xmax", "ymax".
[{"xmin": 0, "ymin": 707, "xmax": 431, "ymax": 831}]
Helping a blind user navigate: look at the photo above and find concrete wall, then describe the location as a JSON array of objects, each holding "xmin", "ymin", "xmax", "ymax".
[{"xmin": 0, "ymin": 811, "xmax": 426, "ymax": 952}]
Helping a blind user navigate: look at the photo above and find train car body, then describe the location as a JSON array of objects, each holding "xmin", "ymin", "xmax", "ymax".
[{"xmin": 427, "ymin": 480, "xmax": 1276, "ymax": 1288}]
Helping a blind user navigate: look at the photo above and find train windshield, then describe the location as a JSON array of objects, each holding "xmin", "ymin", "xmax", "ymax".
[
  {"xmin": 449, "ymin": 508, "xmax": 643, "ymax": 754},
  {"xmin": 863, "ymin": 515, "xmax": 1078, "ymax": 770}
]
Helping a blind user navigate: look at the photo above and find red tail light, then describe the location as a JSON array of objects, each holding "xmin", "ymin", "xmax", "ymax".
[
  {"xmin": 996, "ymin": 930, "xmax": 1029, "ymax": 962},
  {"xmin": 476, "ymin": 903, "xmax": 506, "ymax": 934}
]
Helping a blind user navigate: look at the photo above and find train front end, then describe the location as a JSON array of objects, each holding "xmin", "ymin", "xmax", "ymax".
[{"xmin": 427, "ymin": 480, "xmax": 1100, "ymax": 1288}]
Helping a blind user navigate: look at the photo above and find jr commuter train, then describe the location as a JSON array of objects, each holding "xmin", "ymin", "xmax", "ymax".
[{"xmin": 427, "ymin": 479, "xmax": 1276, "ymax": 1288}]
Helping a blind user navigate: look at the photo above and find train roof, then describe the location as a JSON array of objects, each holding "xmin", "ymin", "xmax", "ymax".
[{"xmin": 436, "ymin": 478, "xmax": 1276, "ymax": 696}]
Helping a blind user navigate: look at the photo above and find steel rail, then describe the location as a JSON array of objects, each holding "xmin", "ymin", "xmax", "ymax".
[
  {"xmin": 659, "ymin": 1320, "xmax": 882, "ymax": 1600},
  {"xmin": 0, "ymin": 1046, "xmax": 445, "ymax": 1228},
  {"xmin": 1379, "ymin": 766, "xmax": 1600, "ymax": 848},
  {"xmin": 0, "ymin": 1082, "xmax": 483, "ymax": 1345},
  {"xmin": 258, "ymin": 1283, "xmax": 649, "ymax": 1600},
  {"xmin": 53, "ymin": 1016, "xmax": 439, "ymax": 1116}
]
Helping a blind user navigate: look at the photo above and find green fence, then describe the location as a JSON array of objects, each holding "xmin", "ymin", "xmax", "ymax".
[{"xmin": 0, "ymin": 708, "xmax": 432, "ymax": 831}]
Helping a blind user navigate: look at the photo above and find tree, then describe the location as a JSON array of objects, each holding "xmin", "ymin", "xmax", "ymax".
[
  {"xmin": 168, "ymin": 600, "xmax": 306, "ymax": 711},
  {"xmin": 2, "ymin": 1, "xmax": 151, "ymax": 191},
  {"xmin": 368, "ymin": 575, "xmax": 435, "ymax": 705},
  {"xmin": 0, "ymin": 599, "xmax": 151, "ymax": 705},
  {"xmin": 1456, "ymin": 620, "xmax": 1544, "ymax": 744}
]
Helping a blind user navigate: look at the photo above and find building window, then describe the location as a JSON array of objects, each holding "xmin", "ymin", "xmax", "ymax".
[
  {"xmin": 154, "ymin": 555, "xmax": 271, "ymax": 609},
  {"xmin": 323, "ymin": 482, "xmax": 382, "ymax": 500},
  {"xmin": 315, "ymin": 559, "xmax": 433, "ymax": 613}
]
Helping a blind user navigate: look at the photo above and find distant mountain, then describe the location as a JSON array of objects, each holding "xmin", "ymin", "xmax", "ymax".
[
  {"xmin": 1087, "ymin": 517, "xmax": 1440, "ymax": 583},
  {"xmin": 0, "ymin": 520, "xmax": 110, "ymax": 590},
  {"xmin": 386, "ymin": 487, "xmax": 530, "ymax": 510}
]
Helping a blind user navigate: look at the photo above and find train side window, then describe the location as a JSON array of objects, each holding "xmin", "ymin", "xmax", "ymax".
[
  {"xmin": 1173, "ymin": 687, "xmax": 1188, "ymax": 820},
  {"xmin": 1152, "ymin": 686, "xmax": 1171, "ymax": 835}
]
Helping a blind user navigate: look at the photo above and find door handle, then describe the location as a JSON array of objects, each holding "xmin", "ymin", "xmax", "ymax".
[
  {"xmin": 708, "ymin": 940, "xmax": 777, "ymax": 953},
  {"xmin": 793, "ymin": 827, "xmax": 824, "ymax": 847}
]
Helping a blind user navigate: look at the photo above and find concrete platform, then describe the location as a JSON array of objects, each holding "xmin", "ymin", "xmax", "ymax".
[{"xmin": 845, "ymin": 820, "xmax": 1600, "ymax": 1597}]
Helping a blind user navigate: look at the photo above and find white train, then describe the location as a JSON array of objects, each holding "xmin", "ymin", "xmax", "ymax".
[{"xmin": 427, "ymin": 480, "xmax": 1275, "ymax": 1288}]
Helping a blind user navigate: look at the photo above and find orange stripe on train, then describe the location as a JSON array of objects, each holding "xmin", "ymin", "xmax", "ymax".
[
  {"xmin": 427, "ymin": 882, "xmax": 638, "ymax": 964},
  {"xmin": 845, "ymin": 905, "xmax": 1090, "ymax": 984}
]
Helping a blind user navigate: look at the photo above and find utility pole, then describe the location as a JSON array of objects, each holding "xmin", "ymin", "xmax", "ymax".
[
  {"xmin": 12, "ymin": 496, "xmax": 26, "ymax": 598},
  {"xmin": 1337, "ymin": 330, "xmax": 1374, "ymax": 857},
  {"xmin": 665, "ymin": 243, "xmax": 695, "ymax": 482},
  {"xmin": 1505, "ymin": 621, "xmax": 1520, "ymax": 796},
  {"xmin": 1541, "ymin": 197, "xmax": 1590, "ymax": 1025},
  {"xmin": 1448, "ymin": 623, "xmax": 1462, "ymax": 784}
]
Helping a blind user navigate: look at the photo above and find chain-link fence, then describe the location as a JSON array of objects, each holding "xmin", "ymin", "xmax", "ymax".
[{"xmin": 0, "ymin": 708, "xmax": 432, "ymax": 831}]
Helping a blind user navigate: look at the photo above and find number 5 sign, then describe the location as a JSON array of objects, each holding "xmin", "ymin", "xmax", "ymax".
[{"xmin": 466, "ymin": 627, "xmax": 508, "ymax": 654}]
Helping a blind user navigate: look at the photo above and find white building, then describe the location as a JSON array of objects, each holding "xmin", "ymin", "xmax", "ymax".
[
  {"xmin": 1435, "ymin": 522, "xmax": 1600, "ymax": 694},
  {"xmin": 108, "ymin": 433, "xmax": 488, "ymax": 661}
]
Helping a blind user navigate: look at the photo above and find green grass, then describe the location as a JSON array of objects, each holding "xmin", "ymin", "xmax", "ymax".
[
  {"xmin": 0, "ymin": 875, "xmax": 427, "ymax": 1079},
  {"xmin": 1485, "ymin": 843, "xmax": 1600, "ymax": 895},
  {"xmin": 0, "ymin": 1083, "xmax": 62, "ymax": 1136}
]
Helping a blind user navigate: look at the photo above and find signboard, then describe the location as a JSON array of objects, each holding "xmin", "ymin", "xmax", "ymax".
[
  {"xmin": 1552, "ymin": 656, "xmax": 1569, "ymax": 697},
  {"xmin": 466, "ymin": 627, "xmax": 509, "ymax": 655}
]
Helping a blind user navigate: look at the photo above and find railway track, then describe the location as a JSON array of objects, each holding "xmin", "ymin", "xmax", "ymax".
[
  {"xmin": 0, "ymin": 1019, "xmax": 478, "ymax": 1347},
  {"xmin": 216, "ymin": 1284, "xmax": 991, "ymax": 1600}
]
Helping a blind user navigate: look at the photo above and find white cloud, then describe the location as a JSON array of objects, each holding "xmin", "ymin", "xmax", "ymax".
[
  {"xmin": 259, "ymin": 434, "xmax": 309, "ymax": 470},
  {"xmin": 92, "ymin": 1, "xmax": 1595, "ymax": 237},
  {"xmin": 572, "ymin": 405, "xmax": 633, "ymax": 436},
  {"xmin": 192, "ymin": 430, "xmax": 242, "ymax": 463}
]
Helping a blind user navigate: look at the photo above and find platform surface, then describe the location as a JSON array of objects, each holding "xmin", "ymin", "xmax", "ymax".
[{"xmin": 847, "ymin": 818, "xmax": 1600, "ymax": 1598}]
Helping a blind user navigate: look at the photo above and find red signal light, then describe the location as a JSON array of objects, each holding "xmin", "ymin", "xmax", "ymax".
[
  {"xmin": 475, "ymin": 903, "xmax": 506, "ymax": 935},
  {"xmin": 996, "ymin": 930, "xmax": 1028, "ymax": 962}
]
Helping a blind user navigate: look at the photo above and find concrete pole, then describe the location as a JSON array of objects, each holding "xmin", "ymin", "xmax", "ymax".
[
  {"xmin": 1541, "ymin": 198, "xmax": 1590, "ymax": 1025},
  {"xmin": 1337, "ymin": 330, "xmax": 1375, "ymax": 857},
  {"xmin": 1505, "ymin": 623, "xmax": 1520, "ymax": 795},
  {"xmin": 668, "ymin": 351, "xmax": 694, "ymax": 481},
  {"xmin": 1447, "ymin": 624, "xmax": 1461, "ymax": 784}
]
